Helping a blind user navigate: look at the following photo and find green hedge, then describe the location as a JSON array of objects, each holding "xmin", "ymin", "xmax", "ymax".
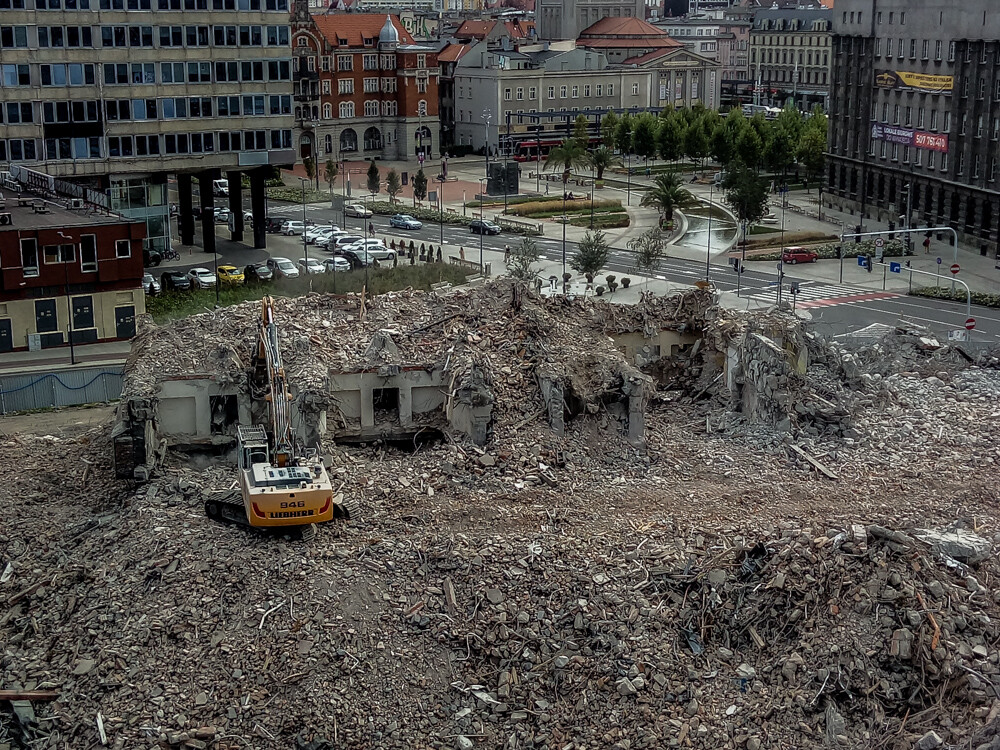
[
  {"xmin": 267, "ymin": 186, "xmax": 330, "ymax": 204},
  {"xmin": 567, "ymin": 213, "xmax": 630, "ymax": 229},
  {"xmin": 910, "ymin": 286, "xmax": 1000, "ymax": 308},
  {"xmin": 751, "ymin": 237, "xmax": 909, "ymax": 262}
]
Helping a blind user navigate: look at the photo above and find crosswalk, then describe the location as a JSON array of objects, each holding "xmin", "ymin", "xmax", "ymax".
[{"xmin": 742, "ymin": 281, "xmax": 902, "ymax": 309}]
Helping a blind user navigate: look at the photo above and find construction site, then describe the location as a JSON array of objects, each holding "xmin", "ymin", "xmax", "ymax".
[{"xmin": 3, "ymin": 280, "xmax": 1000, "ymax": 750}]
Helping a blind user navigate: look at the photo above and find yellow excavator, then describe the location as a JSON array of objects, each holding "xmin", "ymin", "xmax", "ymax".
[{"xmin": 205, "ymin": 296, "xmax": 356, "ymax": 537}]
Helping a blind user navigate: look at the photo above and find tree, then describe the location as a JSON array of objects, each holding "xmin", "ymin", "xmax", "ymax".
[
  {"xmin": 682, "ymin": 118, "xmax": 709, "ymax": 172},
  {"xmin": 587, "ymin": 146, "xmax": 621, "ymax": 182},
  {"xmin": 735, "ymin": 127, "xmax": 764, "ymax": 171},
  {"xmin": 764, "ymin": 127, "xmax": 795, "ymax": 179},
  {"xmin": 627, "ymin": 227, "xmax": 666, "ymax": 288},
  {"xmin": 796, "ymin": 128, "xmax": 825, "ymax": 192},
  {"xmin": 366, "ymin": 160, "xmax": 380, "ymax": 197},
  {"xmin": 324, "ymin": 158, "xmax": 339, "ymax": 204},
  {"xmin": 507, "ymin": 237, "xmax": 541, "ymax": 281},
  {"xmin": 601, "ymin": 110, "xmax": 620, "ymax": 149},
  {"xmin": 303, "ymin": 156, "xmax": 316, "ymax": 181},
  {"xmin": 543, "ymin": 138, "xmax": 589, "ymax": 191},
  {"xmin": 775, "ymin": 105, "xmax": 804, "ymax": 146},
  {"xmin": 412, "ymin": 168, "xmax": 428, "ymax": 203},
  {"xmin": 657, "ymin": 113, "xmax": 686, "ymax": 165},
  {"xmin": 640, "ymin": 172, "xmax": 697, "ymax": 224},
  {"xmin": 570, "ymin": 229, "xmax": 610, "ymax": 277},
  {"xmin": 614, "ymin": 113, "xmax": 634, "ymax": 156},
  {"xmin": 709, "ymin": 124, "xmax": 735, "ymax": 169},
  {"xmin": 722, "ymin": 162, "xmax": 769, "ymax": 245},
  {"xmin": 632, "ymin": 112, "xmax": 659, "ymax": 164},
  {"xmin": 385, "ymin": 169, "xmax": 402, "ymax": 203},
  {"xmin": 573, "ymin": 114, "xmax": 590, "ymax": 148}
]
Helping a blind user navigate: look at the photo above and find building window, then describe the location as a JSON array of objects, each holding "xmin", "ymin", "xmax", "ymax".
[
  {"xmin": 941, "ymin": 153, "xmax": 948, "ymax": 172},
  {"xmin": 893, "ymin": 104, "xmax": 899, "ymax": 124},
  {"xmin": 417, "ymin": 100, "xmax": 426, "ymax": 116},
  {"xmin": 571, "ymin": 85, "xmax": 578, "ymax": 98},
  {"xmin": 547, "ymin": 86, "xmax": 554, "ymax": 99},
  {"xmin": 993, "ymin": 117, "xmax": 999, "ymax": 140},
  {"xmin": 504, "ymin": 87, "xmax": 511, "ymax": 100},
  {"xmin": 934, "ymin": 40, "xmax": 942, "ymax": 60},
  {"xmin": 363, "ymin": 54, "xmax": 377, "ymax": 70},
  {"xmin": 977, "ymin": 115, "xmax": 984, "ymax": 137},
  {"xmin": 921, "ymin": 39, "xmax": 928, "ymax": 59},
  {"xmin": 943, "ymin": 111, "xmax": 950, "ymax": 132},
  {"xmin": 973, "ymin": 154, "xmax": 981, "ymax": 178},
  {"xmin": 339, "ymin": 101, "xmax": 354, "ymax": 118},
  {"xmin": 891, "ymin": 143, "xmax": 898, "ymax": 161},
  {"xmin": 960, "ymin": 113, "xmax": 967, "ymax": 135},
  {"xmin": 930, "ymin": 110, "xmax": 938, "ymax": 131},
  {"xmin": 338, "ymin": 78, "xmax": 353, "ymax": 94},
  {"xmin": 596, "ymin": 84, "xmax": 603, "ymax": 96},
  {"xmin": 114, "ymin": 239, "xmax": 130, "ymax": 258},
  {"xmin": 948, "ymin": 42, "xmax": 955, "ymax": 61},
  {"xmin": 322, "ymin": 79, "xmax": 330, "ymax": 95},
  {"xmin": 607, "ymin": 84, "xmax": 614, "ymax": 96},
  {"xmin": 528, "ymin": 86, "xmax": 536, "ymax": 99},
  {"xmin": 364, "ymin": 77, "xmax": 378, "ymax": 93},
  {"xmin": 990, "ymin": 157, "xmax": 997, "ymax": 182},
  {"xmin": 559, "ymin": 85, "xmax": 567, "ymax": 98},
  {"xmin": 516, "ymin": 87, "xmax": 523, "ymax": 100},
  {"xmin": 927, "ymin": 151, "xmax": 935, "ymax": 170},
  {"xmin": 20, "ymin": 238, "xmax": 38, "ymax": 278},
  {"xmin": 917, "ymin": 108, "xmax": 924, "ymax": 129},
  {"xmin": 44, "ymin": 244, "xmax": 75, "ymax": 264},
  {"xmin": 80, "ymin": 235, "xmax": 97, "ymax": 273},
  {"xmin": 979, "ymin": 78, "xmax": 986, "ymax": 99},
  {"xmin": 338, "ymin": 55, "xmax": 353, "ymax": 71},
  {"xmin": 957, "ymin": 153, "xmax": 964, "ymax": 175},
  {"xmin": 417, "ymin": 54, "xmax": 426, "ymax": 68},
  {"xmin": 364, "ymin": 100, "xmax": 377, "ymax": 117},
  {"xmin": 909, "ymin": 39, "xmax": 915, "ymax": 58},
  {"xmin": 323, "ymin": 103, "xmax": 331, "ymax": 119}
]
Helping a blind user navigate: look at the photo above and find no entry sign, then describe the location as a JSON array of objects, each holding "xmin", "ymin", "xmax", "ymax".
[
  {"xmin": 966, "ymin": 317, "xmax": 976, "ymax": 330},
  {"xmin": 950, "ymin": 263, "xmax": 960, "ymax": 274}
]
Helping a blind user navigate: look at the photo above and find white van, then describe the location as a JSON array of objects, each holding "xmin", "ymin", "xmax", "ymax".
[{"xmin": 213, "ymin": 179, "xmax": 229, "ymax": 197}]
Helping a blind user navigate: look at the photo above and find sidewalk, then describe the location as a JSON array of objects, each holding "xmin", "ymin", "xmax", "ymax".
[{"xmin": 0, "ymin": 340, "xmax": 131, "ymax": 373}]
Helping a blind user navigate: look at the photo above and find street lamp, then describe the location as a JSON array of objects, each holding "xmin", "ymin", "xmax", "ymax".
[
  {"xmin": 482, "ymin": 109, "xmax": 492, "ymax": 201},
  {"xmin": 478, "ymin": 177, "xmax": 486, "ymax": 273},
  {"xmin": 298, "ymin": 177, "xmax": 311, "ymax": 291},
  {"xmin": 561, "ymin": 185, "xmax": 567, "ymax": 293},
  {"xmin": 705, "ymin": 182, "xmax": 713, "ymax": 282},
  {"xmin": 589, "ymin": 158, "xmax": 595, "ymax": 229},
  {"xmin": 56, "ymin": 231, "xmax": 76, "ymax": 365},
  {"xmin": 437, "ymin": 175, "xmax": 445, "ymax": 250}
]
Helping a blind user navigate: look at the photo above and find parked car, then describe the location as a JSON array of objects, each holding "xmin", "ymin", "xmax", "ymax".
[
  {"xmin": 217, "ymin": 265, "xmax": 245, "ymax": 287},
  {"xmin": 323, "ymin": 256, "xmax": 352, "ymax": 273},
  {"xmin": 341, "ymin": 249, "xmax": 379, "ymax": 269},
  {"xmin": 315, "ymin": 230, "xmax": 348, "ymax": 249},
  {"xmin": 267, "ymin": 256, "xmax": 299, "ymax": 279},
  {"xmin": 214, "ymin": 207, "xmax": 230, "ymax": 224},
  {"xmin": 142, "ymin": 272, "xmax": 161, "ymax": 295},
  {"xmin": 344, "ymin": 203, "xmax": 372, "ymax": 218},
  {"xmin": 346, "ymin": 239, "xmax": 393, "ymax": 260},
  {"xmin": 470, "ymin": 219, "xmax": 502, "ymax": 235},
  {"xmin": 305, "ymin": 225, "xmax": 335, "ymax": 244},
  {"xmin": 781, "ymin": 247, "xmax": 819, "ymax": 264},
  {"xmin": 212, "ymin": 178, "xmax": 229, "ymax": 197},
  {"xmin": 332, "ymin": 235, "xmax": 365, "ymax": 252},
  {"xmin": 264, "ymin": 217, "xmax": 284, "ymax": 233},
  {"xmin": 187, "ymin": 267, "xmax": 218, "ymax": 289},
  {"xmin": 281, "ymin": 220, "xmax": 306, "ymax": 236},
  {"xmin": 389, "ymin": 214, "xmax": 422, "ymax": 230},
  {"xmin": 297, "ymin": 257, "xmax": 325, "ymax": 275},
  {"xmin": 160, "ymin": 270, "xmax": 192, "ymax": 291},
  {"xmin": 244, "ymin": 262, "xmax": 273, "ymax": 283}
]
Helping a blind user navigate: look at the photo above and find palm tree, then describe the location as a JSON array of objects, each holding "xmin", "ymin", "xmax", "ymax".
[
  {"xmin": 587, "ymin": 146, "xmax": 622, "ymax": 183},
  {"xmin": 640, "ymin": 172, "xmax": 697, "ymax": 225},
  {"xmin": 543, "ymin": 138, "xmax": 589, "ymax": 194}
]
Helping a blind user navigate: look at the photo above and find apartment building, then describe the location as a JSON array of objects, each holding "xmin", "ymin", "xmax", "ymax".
[
  {"xmin": 749, "ymin": 6, "xmax": 832, "ymax": 112},
  {"xmin": 537, "ymin": 0, "xmax": 646, "ymax": 42},
  {"xmin": 0, "ymin": 1, "xmax": 296, "ymax": 254},
  {"xmin": 292, "ymin": 12, "xmax": 440, "ymax": 162},
  {"xmin": 828, "ymin": 0, "xmax": 1000, "ymax": 259}
]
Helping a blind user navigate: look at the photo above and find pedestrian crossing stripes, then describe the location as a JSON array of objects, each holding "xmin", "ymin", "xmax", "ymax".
[{"xmin": 743, "ymin": 282, "xmax": 902, "ymax": 309}]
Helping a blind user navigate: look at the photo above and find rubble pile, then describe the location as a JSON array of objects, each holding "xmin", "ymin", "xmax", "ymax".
[{"xmin": 4, "ymin": 285, "xmax": 1000, "ymax": 749}]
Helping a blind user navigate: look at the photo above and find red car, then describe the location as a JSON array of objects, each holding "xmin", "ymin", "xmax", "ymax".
[{"xmin": 781, "ymin": 247, "xmax": 819, "ymax": 264}]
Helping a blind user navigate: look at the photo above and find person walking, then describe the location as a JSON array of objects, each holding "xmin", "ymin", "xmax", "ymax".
[
  {"xmin": 504, "ymin": 245, "xmax": 510, "ymax": 264},
  {"xmin": 923, "ymin": 235, "xmax": 931, "ymax": 254},
  {"xmin": 459, "ymin": 246, "xmax": 466, "ymax": 261},
  {"xmin": 368, "ymin": 221, "xmax": 375, "ymax": 237}
]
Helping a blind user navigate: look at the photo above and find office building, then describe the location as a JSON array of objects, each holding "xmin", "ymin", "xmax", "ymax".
[
  {"xmin": 0, "ymin": 1, "xmax": 295, "ymax": 254},
  {"xmin": 537, "ymin": 0, "xmax": 646, "ymax": 42},
  {"xmin": 827, "ymin": 1, "xmax": 999, "ymax": 259},
  {"xmin": 749, "ymin": 6, "xmax": 833, "ymax": 112}
]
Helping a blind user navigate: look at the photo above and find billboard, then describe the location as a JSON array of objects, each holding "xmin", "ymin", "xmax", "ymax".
[
  {"xmin": 870, "ymin": 123, "xmax": 949, "ymax": 152},
  {"xmin": 875, "ymin": 70, "xmax": 953, "ymax": 94}
]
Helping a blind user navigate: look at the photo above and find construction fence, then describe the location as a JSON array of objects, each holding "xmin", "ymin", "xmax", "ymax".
[{"xmin": 0, "ymin": 365, "xmax": 123, "ymax": 415}]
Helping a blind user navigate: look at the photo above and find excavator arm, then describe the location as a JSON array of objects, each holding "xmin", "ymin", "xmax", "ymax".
[{"xmin": 257, "ymin": 296, "xmax": 295, "ymax": 467}]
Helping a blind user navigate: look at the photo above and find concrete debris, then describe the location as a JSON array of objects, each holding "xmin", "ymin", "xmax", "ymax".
[{"xmin": 3, "ymin": 281, "xmax": 1000, "ymax": 748}]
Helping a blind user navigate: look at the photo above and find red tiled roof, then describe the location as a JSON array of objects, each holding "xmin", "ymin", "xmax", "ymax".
[
  {"xmin": 313, "ymin": 13, "xmax": 415, "ymax": 48},
  {"xmin": 454, "ymin": 20, "xmax": 497, "ymax": 39},
  {"xmin": 437, "ymin": 43, "xmax": 472, "ymax": 62},
  {"xmin": 577, "ymin": 16, "xmax": 684, "ymax": 49}
]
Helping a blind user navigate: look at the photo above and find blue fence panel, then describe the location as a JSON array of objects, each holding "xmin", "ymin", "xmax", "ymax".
[{"xmin": 0, "ymin": 366, "xmax": 124, "ymax": 414}]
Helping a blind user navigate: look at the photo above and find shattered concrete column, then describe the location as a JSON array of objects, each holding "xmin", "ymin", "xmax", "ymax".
[
  {"xmin": 622, "ymin": 376, "xmax": 646, "ymax": 446},
  {"xmin": 538, "ymin": 377, "xmax": 565, "ymax": 437}
]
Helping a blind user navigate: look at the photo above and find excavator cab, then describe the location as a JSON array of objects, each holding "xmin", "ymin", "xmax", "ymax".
[{"xmin": 237, "ymin": 425, "xmax": 269, "ymax": 471}]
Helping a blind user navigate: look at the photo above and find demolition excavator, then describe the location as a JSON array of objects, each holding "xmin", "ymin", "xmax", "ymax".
[{"xmin": 204, "ymin": 296, "xmax": 356, "ymax": 537}]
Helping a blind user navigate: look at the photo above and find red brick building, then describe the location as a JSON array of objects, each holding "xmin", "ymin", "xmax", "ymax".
[
  {"xmin": 292, "ymin": 8, "xmax": 440, "ymax": 163},
  {"xmin": 0, "ymin": 198, "xmax": 146, "ymax": 353}
]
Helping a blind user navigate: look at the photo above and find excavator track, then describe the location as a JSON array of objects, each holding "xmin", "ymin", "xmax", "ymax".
[{"xmin": 204, "ymin": 491, "xmax": 359, "ymax": 540}]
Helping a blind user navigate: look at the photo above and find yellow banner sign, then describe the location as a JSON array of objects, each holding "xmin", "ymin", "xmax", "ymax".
[{"xmin": 875, "ymin": 70, "xmax": 953, "ymax": 94}]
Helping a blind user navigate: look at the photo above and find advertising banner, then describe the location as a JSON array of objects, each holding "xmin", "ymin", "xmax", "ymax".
[
  {"xmin": 870, "ymin": 123, "xmax": 949, "ymax": 152},
  {"xmin": 875, "ymin": 70, "xmax": 953, "ymax": 94}
]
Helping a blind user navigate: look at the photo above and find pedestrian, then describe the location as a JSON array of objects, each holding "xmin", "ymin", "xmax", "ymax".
[
  {"xmin": 504, "ymin": 245, "xmax": 510, "ymax": 264},
  {"xmin": 368, "ymin": 221, "xmax": 374, "ymax": 237},
  {"xmin": 459, "ymin": 246, "xmax": 465, "ymax": 261},
  {"xmin": 923, "ymin": 235, "xmax": 931, "ymax": 254}
]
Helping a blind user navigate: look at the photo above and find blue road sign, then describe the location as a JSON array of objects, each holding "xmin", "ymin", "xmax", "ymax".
[
  {"xmin": 889, "ymin": 262, "xmax": 901, "ymax": 273},
  {"xmin": 936, "ymin": 257, "xmax": 942, "ymax": 264},
  {"xmin": 857, "ymin": 256, "xmax": 866, "ymax": 267}
]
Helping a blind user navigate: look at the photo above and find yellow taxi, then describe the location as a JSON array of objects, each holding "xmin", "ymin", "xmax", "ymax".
[{"xmin": 217, "ymin": 265, "xmax": 245, "ymax": 287}]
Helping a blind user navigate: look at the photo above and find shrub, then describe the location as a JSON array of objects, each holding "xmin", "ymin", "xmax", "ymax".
[{"xmin": 910, "ymin": 286, "xmax": 1000, "ymax": 308}]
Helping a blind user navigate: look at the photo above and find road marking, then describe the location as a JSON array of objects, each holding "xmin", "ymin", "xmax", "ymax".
[{"xmin": 796, "ymin": 291, "xmax": 902, "ymax": 308}]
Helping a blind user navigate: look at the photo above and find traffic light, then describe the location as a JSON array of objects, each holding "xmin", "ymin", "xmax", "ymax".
[
  {"xmin": 865, "ymin": 255, "xmax": 873, "ymax": 273},
  {"xmin": 855, "ymin": 224, "xmax": 862, "ymax": 244}
]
